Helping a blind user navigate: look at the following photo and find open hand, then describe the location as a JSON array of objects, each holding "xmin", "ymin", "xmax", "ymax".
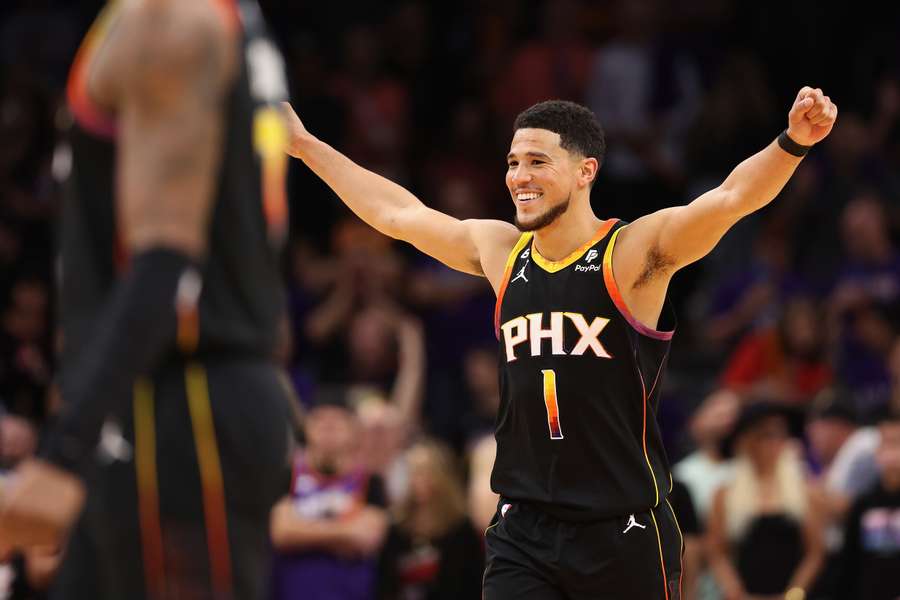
[
  {"xmin": 280, "ymin": 102, "xmax": 311, "ymax": 159},
  {"xmin": 787, "ymin": 87, "xmax": 838, "ymax": 146}
]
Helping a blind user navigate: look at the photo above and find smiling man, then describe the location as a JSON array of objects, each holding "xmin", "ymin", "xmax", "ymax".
[{"xmin": 282, "ymin": 87, "xmax": 837, "ymax": 599}]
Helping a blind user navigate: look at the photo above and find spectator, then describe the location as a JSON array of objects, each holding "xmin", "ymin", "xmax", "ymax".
[
  {"xmin": 585, "ymin": 0, "xmax": 700, "ymax": 217},
  {"xmin": 722, "ymin": 295, "xmax": 832, "ymax": 406},
  {"xmin": 329, "ymin": 24, "xmax": 411, "ymax": 183},
  {"xmin": 667, "ymin": 479, "xmax": 702, "ymax": 600},
  {"xmin": 707, "ymin": 402, "xmax": 824, "ymax": 600},
  {"xmin": 700, "ymin": 217, "xmax": 806, "ymax": 353},
  {"xmin": 836, "ymin": 411, "xmax": 900, "ymax": 600},
  {"xmin": 0, "ymin": 410, "xmax": 37, "ymax": 469},
  {"xmin": 673, "ymin": 388, "xmax": 740, "ymax": 522},
  {"xmin": 821, "ymin": 337, "xmax": 900, "ymax": 522},
  {"xmin": 829, "ymin": 192, "xmax": 900, "ymax": 416},
  {"xmin": 270, "ymin": 387, "xmax": 389, "ymax": 600},
  {"xmin": 805, "ymin": 388, "xmax": 861, "ymax": 599},
  {"xmin": 673, "ymin": 388, "xmax": 739, "ymax": 600},
  {"xmin": 376, "ymin": 440, "xmax": 484, "ymax": 600},
  {"xmin": 0, "ymin": 277, "xmax": 51, "ymax": 420},
  {"xmin": 489, "ymin": 0, "xmax": 592, "ymax": 129}
]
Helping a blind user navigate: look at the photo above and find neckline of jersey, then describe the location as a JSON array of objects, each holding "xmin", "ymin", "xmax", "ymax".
[{"xmin": 530, "ymin": 219, "xmax": 617, "ymax": 273}]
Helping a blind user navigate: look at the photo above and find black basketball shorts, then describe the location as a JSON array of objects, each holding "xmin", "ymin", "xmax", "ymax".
[
  {"xmin": 51, "ymin": 357, "xmax": 293, "ymax": 600},
  {"xmin": 483, "ymin": 498, "xmax": 684, "ymax": 600}
]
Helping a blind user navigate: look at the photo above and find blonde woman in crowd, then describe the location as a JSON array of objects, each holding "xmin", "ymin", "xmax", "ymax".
[
  {"xmin": 377, "ymin": 440, "xmax": 484, "ymax": 600},
  {"xmin": 707, "ymin": 402, "xmax": 824, "ymax": 600}
]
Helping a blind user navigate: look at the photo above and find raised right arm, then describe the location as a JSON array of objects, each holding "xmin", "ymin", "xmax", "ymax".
[{"xmin": 282, "ymin": 104, "xmax": 519, "ymax": 290}]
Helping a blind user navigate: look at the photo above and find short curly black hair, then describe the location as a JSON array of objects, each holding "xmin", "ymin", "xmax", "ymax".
[{"xmin": 513, "ymin": 100, "xmax": 606, "ymax": 166}]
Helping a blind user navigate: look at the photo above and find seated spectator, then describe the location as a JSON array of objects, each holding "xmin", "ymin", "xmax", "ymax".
[
  {"xmin": 836, "ymin": 411, "xmax": 900, "ymax": 600},
  {"xmin": 804, "ymin": 388, "xmax": 861, "ymax": 599},
  {"xmin": 673, "ymin": 388, "xmax": 740, "ymax": 522},
  {"xmin": 816, "ymin": 337, "xmax": 900, "ymax": 538},
  {"xmin": 0, "ymin": 410, "xmax": 37, "ymax": 469},
  {"xmin": 707, "ymin": 401, "xmax": 824, "ymax": 600},
  {"xmin": 376, "ymin": 440, "xmax": 483, "ymax": 600},
  {"xmin": 673, "ymin": 389, "xmax": 739, "ymax": 599},
  {"xmin": 0, "ymin": 277, "xmax": 52, "ymax": 420},
  {"xmin": 828, "ymin": 192, "xmax": 900, "ymax": 415},
  {"xmin": 355, "ymin": 390, "xmax": 413, "ymax": 506},
  {"xmin": 667, "ymin": 479, "xmax": 701, "ymax": 600},
  {"xmin": 722, "ymin": 295, "xmax": 832, "ymax": 405},
  {"xmin": 270, "ymin": 387, "xmax": 389, "ymax": 600}
]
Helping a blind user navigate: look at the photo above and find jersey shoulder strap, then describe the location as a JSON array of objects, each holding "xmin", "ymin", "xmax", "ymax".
[{"xmin": 493, "ymin": 232, "xmax": 533, "ymax": 337}]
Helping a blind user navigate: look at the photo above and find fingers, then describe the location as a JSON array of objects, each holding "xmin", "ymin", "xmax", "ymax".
[
  {"xmin": 805, "ymin": 89, "xmax": 828, "ymax": 120},
  {"xmin": 811, "ymin": 101, "xmax": 837, "ymax": 126},
  {"xmin": 790, "ymin": 86, "xmax": 837, "ymax": 126},
  {"xmin": 794, "ymin": 86, "xmax": 815, "ymax": 104},
  {"xmin": 788, "ymin": 96, "xmax": 814, "ymax": 121}
]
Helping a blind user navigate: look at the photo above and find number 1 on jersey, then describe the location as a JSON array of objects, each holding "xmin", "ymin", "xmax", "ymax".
[{"xmin": 541, "ymin": 369, "xmax": 564, "ymax": 439}]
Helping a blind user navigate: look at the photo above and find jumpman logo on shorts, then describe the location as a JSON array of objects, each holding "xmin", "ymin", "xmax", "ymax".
[
  {"xmin": 622, "ymin": 513, "xmax": 646, "ymax": 534},
  {"xmin": 511, "ymin": 262, "xmax": 529, "ymax": 284}
]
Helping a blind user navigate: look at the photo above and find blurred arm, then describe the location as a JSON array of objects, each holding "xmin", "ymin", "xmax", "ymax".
[
  {"xmin": 468, "ymin": 436, "xmax": 499, "ymax": 533},
  {"xmin": 706, "ymin": 488, "xmax": 746, "ymax": 600},
  {"xmin": 270, "ymin": 498, "xmax": 388, "ymax": 558},
  {"xmin": 390, "ymin": 315, "xmax": 426, "ymax": 434},
  {"xmin": 283, "ymin": 104, "xmax": 519, "ymax": 289},
  {"xmin": 786, "ymin": 490, "xmax": 826, "ymax": 594}
]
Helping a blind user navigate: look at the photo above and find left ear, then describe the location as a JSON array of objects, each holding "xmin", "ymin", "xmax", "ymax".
[{"xmin": 577, "ymin": 157, "xmax": 599, "ymax": 188}]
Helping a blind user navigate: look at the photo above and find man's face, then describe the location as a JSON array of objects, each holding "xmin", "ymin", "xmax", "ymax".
[
  {"xmin": 506, "ymin": 128, "xmax": 582, "ymax": 232},
  {"xmin": 304, "ymin": 406, "xmax": 356, "ymax": 459}
]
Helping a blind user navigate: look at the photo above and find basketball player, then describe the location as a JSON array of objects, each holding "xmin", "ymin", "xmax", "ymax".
[
  {"xmin": 281, "ymin": 85, "xmax": 836, "ymax": 598},
  {"xmin": 0, "ymin": 1, "xmax": 293, "ymax": 598}
]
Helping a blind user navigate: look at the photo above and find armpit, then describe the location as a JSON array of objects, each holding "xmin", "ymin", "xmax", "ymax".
[{"xmin": 633, "ymin": 245, "xmax": 675, "ymax": 289}]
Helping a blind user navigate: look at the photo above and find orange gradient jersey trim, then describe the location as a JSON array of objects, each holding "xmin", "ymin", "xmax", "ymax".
[
  {"xmin": 494, "ymin": 233, "xmax": 533, "ymax": 337},
  {"xmin": 601, "ymin": 227, "xmax": 674, "ymax": 341},
  {"xmin": 66, "ymin": 1, "xmax": 121, "ymax": 137},
  {"xmin": 134, "ymin": 379, "xmax": 166, "ymax": 597},
  {"xmin": 185, "ymin": 364, "xmax": 233, "ymax": 598}
]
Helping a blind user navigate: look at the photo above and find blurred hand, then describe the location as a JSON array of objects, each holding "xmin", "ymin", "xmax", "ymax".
[
  {"xmin": 0, "ymin": 459, "xmax": 85, "ymax": 550},
  {"xmin": 281, "ymin": 102, "xmax": 312, "ymax": 159},
  {"xmin": 0, "ymin": 415, "xmax": 37, "ymax": 464},
  {"xmin": 336, "ymin": 513, "xmax": 385, "ymax": 559},
  {"xmin": 787, "ymin": 87, "xmax": 837, "ymax": 146}
]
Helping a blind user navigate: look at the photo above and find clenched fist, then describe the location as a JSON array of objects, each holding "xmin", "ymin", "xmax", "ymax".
[{"xmin": 787, "ymin": 87, "xmax": 838, "ymax": 146}]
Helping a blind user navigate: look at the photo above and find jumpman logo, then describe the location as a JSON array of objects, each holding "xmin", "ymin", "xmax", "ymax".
[
  {"xmin": 622, "ymin": 514, "xmax": 646, "ymax": 534},
  {"xmin": 511, "ymin": 262, "xmax": 529, "ymax": 284}
]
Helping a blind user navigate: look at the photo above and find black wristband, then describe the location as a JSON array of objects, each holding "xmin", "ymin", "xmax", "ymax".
[{"xmin": 777, "ymin": 129, "xmax": 811, "ymax": 157}]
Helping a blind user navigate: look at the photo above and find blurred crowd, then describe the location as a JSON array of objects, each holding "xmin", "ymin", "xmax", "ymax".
[{"xmin": 1, "ymin": 0, "xmax": 899, "ymax": 598}]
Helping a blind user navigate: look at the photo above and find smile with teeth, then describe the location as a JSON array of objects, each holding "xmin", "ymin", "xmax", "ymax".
[{"xmin": 516, "ymin": 191, "xmax": 543, "ymax": 201}]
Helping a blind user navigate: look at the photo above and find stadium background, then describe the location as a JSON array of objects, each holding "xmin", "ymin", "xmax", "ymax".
[{"xmin": 0, "ymin": 0, "xmax": 899, "ymax": 598}]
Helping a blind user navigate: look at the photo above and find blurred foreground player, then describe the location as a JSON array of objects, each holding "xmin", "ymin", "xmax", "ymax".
[
  {"xmin": 282, "ymin": 83, "xmax": 837, "ymax": 599},
  {"xmin": 0, "ymin": 0, "xmax": 293, "ymax": 598}
]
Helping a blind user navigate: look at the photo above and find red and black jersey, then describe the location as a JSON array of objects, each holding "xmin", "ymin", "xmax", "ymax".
[
  {"xmin": 60, "ymin": 0, "xmax": 288, "ymax": 363},
  {"xmin": 491, "ymin": 219, "xmax": 676, "ymax": 520}
]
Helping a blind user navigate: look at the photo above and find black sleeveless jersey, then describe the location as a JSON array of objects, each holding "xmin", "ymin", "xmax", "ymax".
[
  {"xmin": 491, "ymin": 219, "xmax": 676, "ymax": 520},
  {"xmin": 60, "ymin": 0, "xmax": 288, "ymax": 363}
]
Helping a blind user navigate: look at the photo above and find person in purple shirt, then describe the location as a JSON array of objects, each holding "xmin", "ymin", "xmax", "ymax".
[
  {"xmin": 829, "ymin": 192, "xmax": 900, "ymax": 417},
  {"xmin": 270, "ymin": 386, "xmax": 389, "ymax": 600}
]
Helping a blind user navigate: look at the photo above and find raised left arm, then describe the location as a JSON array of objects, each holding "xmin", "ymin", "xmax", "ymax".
[{"xmin": 611, "ymin": 87, "xmax": 837, "ymax": 327}]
